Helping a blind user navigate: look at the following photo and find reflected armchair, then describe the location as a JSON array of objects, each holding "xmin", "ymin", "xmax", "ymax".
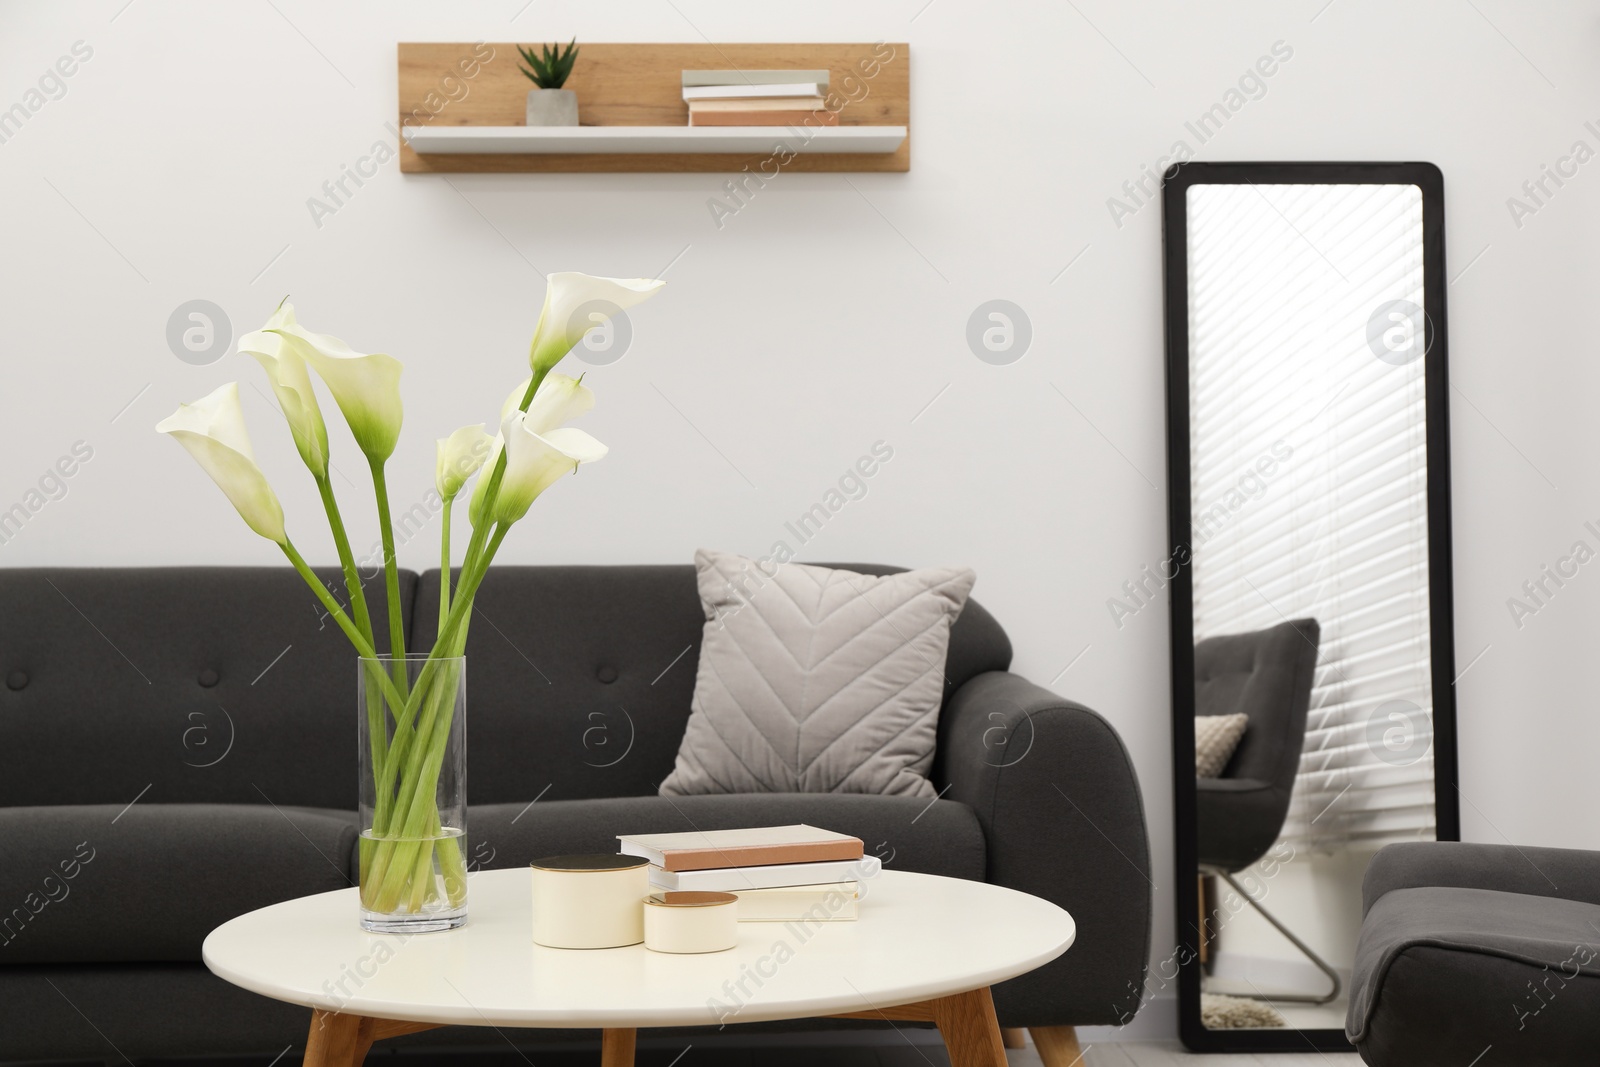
[{"xmin": 1195, "ymin": 617, "xmax": 1337, "ymax": 1003}]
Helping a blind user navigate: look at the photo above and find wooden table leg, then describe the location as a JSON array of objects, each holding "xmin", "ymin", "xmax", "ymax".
[
  {"xmin": 302, "ymin": 1011, "xmax": 442, "ymax": 1066},
  {"xmin": 303, "ymin": 1010, "xmax": 365, "ymax": 1066},
  {"xmin": 1029, "ymin": 1025, "xmax": 1084, "ymax": 1067},
  {"xmin": 600, "ymin": 1027, "xmax": 637, "ymax": 1067},
  {"xmin": 930, "ymin": 987, "xmax": 1007, "ymax": 1067}
]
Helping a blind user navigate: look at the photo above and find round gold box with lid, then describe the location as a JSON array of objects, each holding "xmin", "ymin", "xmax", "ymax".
[{"xmin": 529, "ymin": 854, "xmax": 648, "ymax": 949}]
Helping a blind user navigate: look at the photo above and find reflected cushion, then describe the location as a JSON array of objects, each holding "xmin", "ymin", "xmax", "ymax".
[{"xmin": 1195, "ymin": 712, "xmax": 1248, "ymax": 778}]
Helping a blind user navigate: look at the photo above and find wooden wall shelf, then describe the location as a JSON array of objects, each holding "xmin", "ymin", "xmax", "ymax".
[
  {"xmin": 398, "ymin": 42, "xmax": 909, "ymax": 173},
  {"xmin": 402, "ymin": 126, "xmax": 907, "ymax": 156}
]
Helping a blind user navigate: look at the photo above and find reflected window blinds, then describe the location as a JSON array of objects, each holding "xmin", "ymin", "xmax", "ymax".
[{"xmin": 1187, "ymin": 183, "xmax": 1434, "ymax": 852}]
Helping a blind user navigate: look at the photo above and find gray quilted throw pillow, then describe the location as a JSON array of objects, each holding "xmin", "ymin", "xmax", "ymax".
[{"xmin": 660, "ymin": 549, "xmax": 976, "ymax": 799}]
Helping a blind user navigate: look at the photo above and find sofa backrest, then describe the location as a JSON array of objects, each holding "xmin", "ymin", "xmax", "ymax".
[
  {"xmin": 414, "ymin": 564, "xmax": 1012, "ymax": 804},
  {"xmin": 0, "ymin": 567, "xmax": 414, "ymax": 811},
  {"xmin": 0, "ymin": 563, "xmax": 1010, "ymax": 811}
]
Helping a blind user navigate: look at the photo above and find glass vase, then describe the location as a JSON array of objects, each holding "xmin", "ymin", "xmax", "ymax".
[{"xmin": 357, "ymin": 654, "xmax": 468, "ymax": 933}]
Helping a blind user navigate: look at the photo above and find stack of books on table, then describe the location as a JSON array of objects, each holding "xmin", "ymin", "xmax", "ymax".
[
  {"xmin": 681, "ymin": 70, "xmax": 838, "ymax": 128},
  {"xmin": 617, "ymin": 824, "xmax": 876, "ymax": 922}
]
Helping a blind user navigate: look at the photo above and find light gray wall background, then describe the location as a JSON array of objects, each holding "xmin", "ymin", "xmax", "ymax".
[{"xmin": 3, "ymin": 0, "xmax": 1597, "ymax": 1039}]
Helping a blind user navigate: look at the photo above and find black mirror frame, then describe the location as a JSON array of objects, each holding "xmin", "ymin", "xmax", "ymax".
[{"xmin": 1160, "ymin": 161, "xmax": 1462, "ymax": 1054}]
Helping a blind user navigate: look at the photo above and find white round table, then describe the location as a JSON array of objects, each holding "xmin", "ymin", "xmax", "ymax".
[{"xmin": 203, "ymin": 868, "xmax": 1075, "ymax": 1066}]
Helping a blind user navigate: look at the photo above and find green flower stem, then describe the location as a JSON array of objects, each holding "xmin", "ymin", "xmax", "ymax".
[
  {"xmin": 368, "ymin": 458, "xmax": 409, "ymax": 694},
  {"xmin": 361, "ymin": 659, "xmax": 401, "ymax": 843},
  {"xmin": 314, "ymin": 473, "xmax": 375, "ymax": 648},
  {"xmin": 368, "ymin": 526, "xmax": 500, "ymax": 808},
  {"xmin": 281, "ymin": 539, "xmax": 373, "ymax": 655},
  {"xmin": 280, "ymin": 541, "xmax": 407, "ymax": 709},
  {"xmin": 376, "ymin": 525, "xmax": 503, "ymax": 806},
  {"xmin": 405, "ymin": 833, "xmax": 434, "ymax": 912},
  {"xmin": 364, "ymin": 682, "xmax": 391, "ymax": 837},
  {"xmin": 282, "ymin": 534, "xmax": 412, "ymax": 849},
  {"xmin": 454, "ymin": 367, "xmax": 547, "ymax": 585},
  {"xmin": 438, "ymin": 497, "xmax": 453, "ymax": 639},
  {"xmin": 282, "ymin": 537, "xmax": 417, "ymax": 876},
  {"xmin": 413, "ymin": 805, "xmax": 467, "ymax": 909},
  {"xmin": 314, "ymin": 471, "xmax": 392, "ymax": 840},
  {"xmin": 370, "ymin": 659, "xmax": 464, "ymax": 912},
  {"xmin": 363, "ymin": 366, "xmax": 545, "ymax": 915},
  {"xmin": 358, "ymin": 833, "xmax": 375, "ymax": 890},
  {"xmin": 366, "ymin": 526, "xmax": 507, "ymax": 912},
  {"xmin": 367, "ymin": 656, "xmax": 462, "ymax": 909},
  {"xmin": 318, "ymin": 473, "xmax": 388, "ymax": 831}
]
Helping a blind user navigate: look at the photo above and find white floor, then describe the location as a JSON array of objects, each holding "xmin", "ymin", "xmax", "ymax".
[{"xmin": 1005, "ymin": 1040, "xmax": 1362, "ymax": 1066}]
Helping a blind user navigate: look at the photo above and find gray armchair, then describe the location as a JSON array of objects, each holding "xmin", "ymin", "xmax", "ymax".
[
  {"xmin": 1348, "ymin": 841, "xmax": 1600, "ymax": 1066},
  {"xmin": 1193, "ymin": 618, "xmax": 1337, "ymax": 1003},
  {"xmin": 1195, "ymin": 618, "xmax": 1319, "ymax": 872}
]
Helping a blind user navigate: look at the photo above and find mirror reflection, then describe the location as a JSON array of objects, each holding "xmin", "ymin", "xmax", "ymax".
[{"xmin": 1184, "ymin": 181, "xmax": 1437, "ymax": 1033}]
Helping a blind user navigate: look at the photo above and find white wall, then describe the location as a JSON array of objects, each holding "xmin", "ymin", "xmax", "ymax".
[{"xmin": 4, "ymin": 0, "xmax": 1599, "ymax": 1038}]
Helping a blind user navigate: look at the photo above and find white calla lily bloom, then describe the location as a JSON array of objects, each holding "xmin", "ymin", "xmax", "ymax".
[
  {"xmin": 156, "ymin": 383, "xmax": 287, "ymax": 544},
  {"xmin": 239, "ymin": 302, "xmax": 330, "ymax": 478},
  {"xmin": 471, "ymin": 375, "xmax": 605, "ymax": 528},
  {"xmin": 435, "ymin": 424, "xmax": 495, "ymax": 501},
  {"xmin": 474, "ymin": 419, "xmax": 607, "ymax": 528},
  {"xmin": 269, "ymin": 319, "xmax": 403, "ymax": 463},
  {"xmin": 528, "ymin": 273, "xmax": 665, "ymax": 374},
  {"xmin": 501, "ymin": 373, "xmax": 594, "ymax": 428}
]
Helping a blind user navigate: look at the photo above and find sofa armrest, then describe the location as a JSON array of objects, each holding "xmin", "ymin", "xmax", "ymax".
[
  {"xmin": 932, "ymin": 670, "xmax": 1152, "ymax": 1028},
  {"xmin": 1363, "ymin": 841, "xmax": 1600, "ymax": 916}
]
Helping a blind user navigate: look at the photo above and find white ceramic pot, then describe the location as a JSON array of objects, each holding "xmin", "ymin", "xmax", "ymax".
[
  {"xmin": 644, "ymin": 891, "xmax": 739, "ymax": 954},
  {"xmin": 530, "ymin": 854, "xmax": 647, "ymax": 948},
  {"xmin": 525, "ymin": 89, "xmax": 578, "ymax": 127}
]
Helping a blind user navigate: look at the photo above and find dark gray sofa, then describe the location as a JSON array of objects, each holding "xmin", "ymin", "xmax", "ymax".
[{"xmin": 0, "ymin": 565, "xmax": 1152, "ymax": 1062}]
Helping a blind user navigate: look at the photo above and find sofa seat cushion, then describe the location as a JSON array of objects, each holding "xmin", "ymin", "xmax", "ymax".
[
  {"xmin": 1349, "ymin": 886, "xmax": 1600, "ymax": 1064},
  {"xmin": 467, "ymin": 793, "xmax": 986, "ymax": 882},
  {"xmin": 0, "ymin": 804, "xmax": 357, "ymax": 964}
]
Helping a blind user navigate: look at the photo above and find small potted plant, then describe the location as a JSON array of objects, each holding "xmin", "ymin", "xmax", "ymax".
[{"xmin": 518, "ymin": 39, "xmax": 580, "ymax": 126}]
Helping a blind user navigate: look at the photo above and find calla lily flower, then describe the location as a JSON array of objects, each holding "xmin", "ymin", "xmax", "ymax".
[
  {"xmin": 239, "ymin": 302, "xmax": 330, "ymax": 478},
  {"xmin": 501, "ymin": 373, "xmax": 594, "ymax": 428},
  {"xmin": 528, "ymin": 273, "xmax": 665, "ymax": 374},
  {"xmin": 269, "ymin": 318, "xmax": 403, "ymax": 463},
  {"xmin": 471, "ymin": 418, "xmax": 607, "ymax": 528},
  {"xmin": 435, "ymin": 424, "xmax": 494, "ymax": 501},
  {"xmin": 156, "ymin": 383, "xmax": 286, "ymax": 544},
  {"xmin": 471, "ymin": 375, "xmax": 604, "ymax": 528}
]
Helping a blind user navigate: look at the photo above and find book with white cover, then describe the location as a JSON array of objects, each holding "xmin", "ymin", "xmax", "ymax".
[
  {"xmin": 682, "ymin": 69, "xmax": 830, "ymax": 88},
  {"xmin": 648, "ymin": 854, "xmax": 881, "ymax": 892},
  {"xmin": 617, "ymin": 824, "xmax": 862, "ymax": 872},
  {"xmin": 731, "ymin": 882, "xmax": 859, "ymax": 922},
  {"xmin": 682, "ymin": 83, "xmax": 825, "ymax": 102}
]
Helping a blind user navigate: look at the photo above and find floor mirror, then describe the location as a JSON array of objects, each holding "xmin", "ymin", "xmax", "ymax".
[{"xmin": 1161, "ymin": 162, "xmax": 1460, "ymax": 1052}]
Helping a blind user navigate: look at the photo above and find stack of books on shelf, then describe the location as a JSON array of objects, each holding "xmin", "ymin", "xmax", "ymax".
[
  {"xmin": 681, "ymin": 69, "xmax": 838, "ymax": 127},
  {"xmin": 617, "ymin": 824, "xmax": 876, "ymax": 922}
]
